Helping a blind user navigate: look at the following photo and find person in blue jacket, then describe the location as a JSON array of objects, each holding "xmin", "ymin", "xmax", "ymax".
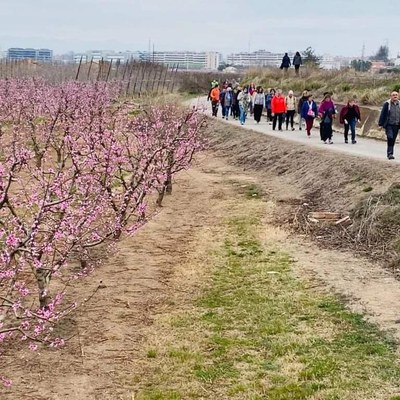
[{"xmin": 301, "ymin": 94, "xmax": 318, "ymax": 137}]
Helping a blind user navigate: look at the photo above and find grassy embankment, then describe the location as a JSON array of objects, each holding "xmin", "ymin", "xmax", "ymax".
[
  {"xmin": 133, "ymin": 190, "xmax": 400, "ymax": 400},
  {"xmin": 243, "ymin": 68, "xmax": 400, "ymax": 106}
]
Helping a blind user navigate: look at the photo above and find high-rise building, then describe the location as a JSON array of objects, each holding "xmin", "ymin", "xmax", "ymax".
[
  {"xmin": 7, "ymin": 48, "xmax": 53, "ymax": 62},
  {"xmin": 227, "ymin": 50, "xmax": 292, "ymax": 67},
  {"xmin": 147, "ymin": 51, "xmax": 221, "ymax": 70}
]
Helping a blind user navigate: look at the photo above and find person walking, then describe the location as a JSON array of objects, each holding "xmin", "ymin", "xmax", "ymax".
[
  {"xmin": 223, "ymin": 87, "xmax": 234, "ymax": 120},
  {"xmin": 293, "ymin": 52, "xmax": 302, "ymax": 75},
  {"xmin": 237, "ymin": 87, "xmax": 251, "ymax": 125},
  {"xmin": 297, "ymin": 90, "xmax": 308, "ymax": 130},
  {"xmin": 340, "ymin": 98, "xmax": 361, "ymax": 144},
  {"xmin": 209, "ymin": 83, "xmax": 220, "ymax": 117},
  {"xmin": 378, "ymin": 91, "xmax": 400, "ymax": 160},
  {"xmin": 265, "ymin": 88, "xmax": 275, "ymax": 124},
  {"xmin": 301, "ymin": 94, "xmax": 318, "ymax": 137},
  {"xmin": 207, "ymin": 80, "xmax": 218, "ymax": 102},
  {"xmin": 232, "ymin": 87, "xmax": 240, "ymax": 120},
  {"xmin": 253, "ymin": 87, "xmax": 265, "ymax": 124},
  {"xmin": 249, "ymin": 83, "xmax": 256, "ymax": 115},
  {"xmin": 280, "ymin": 53, "xmax": 291, "ymax": 74},
  {"xmin": 285, "ymin": 90, "xmax": 297, "ymax": 130},
  {"xmin": 318, "ymin": 93, "xmax": 336, "ymax": 144},
  {"xmin": 219, "ymin": 88, "xmax": 226, "ymax": 118},
  {"xmin": 271, "ymin": 89, "xmax": 286, "ymax": 131}
]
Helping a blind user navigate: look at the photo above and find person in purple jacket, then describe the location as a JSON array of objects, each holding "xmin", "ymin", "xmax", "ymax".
[{"xmin": 318, "ymin": 93, "xmax": 337, "ymax": 144}]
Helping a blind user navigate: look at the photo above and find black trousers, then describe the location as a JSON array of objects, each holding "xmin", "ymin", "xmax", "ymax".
[
  {"xmin": 320, "ymin": 122, "xmax": 333, "ymax": 141},
  {"xmin": 386, "ymin": 124, "xmax": 400, "ymax": 157},
  {"xmin": 211, "ymin": 101, "xmax": 219, "ymax": 117},
  {"xmin": 253, "ymin": 104, "xmax": 263, "ymax": 122},
  {"xmin": 232, "ymin": 103, "xmax": 240, "ymax": 118},
  {"xmin": 273, "ymin": 113, "xmax": 284, "ymax": 130},
  {"xmin": 286, "ymin": 110, "xmax": 295, "ymax": 128}
]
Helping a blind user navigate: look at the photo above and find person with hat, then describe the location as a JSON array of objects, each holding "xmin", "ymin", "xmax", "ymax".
[
  {"xmin": 209, "ymin": 83, "xmax": 220, "ymax": 117},
  {"xmin": 285, "ymin": 90, "xmax": 297, "ymax": 131}
]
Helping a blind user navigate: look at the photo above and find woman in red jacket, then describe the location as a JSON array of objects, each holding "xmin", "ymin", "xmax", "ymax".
[{"xmin": 271, "ymin": 89, "xmax": 287, "ymax": 131}]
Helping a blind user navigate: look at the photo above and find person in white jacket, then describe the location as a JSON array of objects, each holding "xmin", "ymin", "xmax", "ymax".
[
  {"xmin": 253, "ymin": 87, "xmax": 265, "ymax": 124},
  {"xmin": 285, "ymin": 90, "xmax": 297, "ymax": 130}
]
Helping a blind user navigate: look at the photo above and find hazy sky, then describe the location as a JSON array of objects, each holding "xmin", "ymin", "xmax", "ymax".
[{"xmin": 0, "ymin": 0, "xmax": 398, "ymax": 57}]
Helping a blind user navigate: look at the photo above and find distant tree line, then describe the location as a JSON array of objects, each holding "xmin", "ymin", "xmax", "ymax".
[{"xmin": 350, "ymin": 44, "xmax": 390, "ymax": 72}]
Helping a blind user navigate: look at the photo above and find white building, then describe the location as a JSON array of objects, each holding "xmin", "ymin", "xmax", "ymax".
[
  {"xmin": 319, "ymin": 54, "xmax": 351, "ymax": 70},
  {"xmin": 73, "ymin": 50, "xmax": 147, "ymax": 64},
  {"xmin": 148, "ymin": 51, "xmax": 221, "ymax": 70},
  {"xmin": 227, "ymin": 50, "xmax": 294, "ymax": 67}
]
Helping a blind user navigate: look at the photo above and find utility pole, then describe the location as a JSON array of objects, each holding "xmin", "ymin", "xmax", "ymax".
[{"xmin": 361, "ymin": 42, "xmax": 365, "ymax": 72}]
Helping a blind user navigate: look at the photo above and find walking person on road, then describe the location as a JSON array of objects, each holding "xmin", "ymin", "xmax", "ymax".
[
  {"xmin": 285, "ymin": 90, "xmax": 297, "ymax": 130},
  {"xmin": 378, "ymin": 91, "xmax": 400, "ymax": 160},
  {"xmin": 223, "ymin": 87, "xmax": 234, "ymax": 120},
  {"xmin": 271, "ymin": 89, "xmax": 287, "ymax": 131},
  {"xmin": 298, "ymin": 89, "xmax": 308, "ymax": 130},
  {"xmin": 237, "ymin": 86, "xmax": 251, "ymax": 125},
  {"xmin": 318, "ymin": 93, "xmax": 337, "ymax": 144},
  {"xmin": 340, "ymin": 98, "xmax": 361, "ymax": 144},
  {"xmin": 301, "ymin": 94, "xmax": 318, "ymax": 137},
  {"xmin": 232, "ymin": 87, "xmax": 240, "ymax": 120},
  {"xmin": 219, "ymin": 87, "xmax": 226, "ymax": 118},
  {"xmin": 253, "ymin": 87, "xmax": 265, "ymax": 124},
  {"xmin": 209, "ymin": 83, "xmax": 220, "ymax": 117},
  {"xmin": 280, "ymin": 53, "xmax": 291, "ymax": 75},
  {"xmin": 249, "ymin": 83, "xmax": 256, "ymax": 115},
  {"xmin": 265, "ymin": 88, "xmax": 275, "ymax": 124},
  {"xmin": 293, "ymin": 51, "xmax": 302, "ymax": 75}
]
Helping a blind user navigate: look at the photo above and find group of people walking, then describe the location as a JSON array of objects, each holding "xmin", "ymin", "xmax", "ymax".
[
  {"xmin": 208, "ymin": 82, "xmax": 362, "ymax": 145},
  {"xmin": 208, "ymin": 80, "xmax": 400, "ymax": 160}
]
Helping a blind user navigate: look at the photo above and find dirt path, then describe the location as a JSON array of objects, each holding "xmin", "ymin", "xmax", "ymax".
[
  {"xmin": 192, "ymin": 97, "xmax": 399, "ymax": 163},
  {"xmin": 3, "ymin": 151, "xmax": 400, "ymax": 399}
]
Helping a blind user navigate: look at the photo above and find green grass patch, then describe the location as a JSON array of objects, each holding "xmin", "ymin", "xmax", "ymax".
[{"xmin": 135, "ymin": 205, "xmax": 400, "ymax": 399}]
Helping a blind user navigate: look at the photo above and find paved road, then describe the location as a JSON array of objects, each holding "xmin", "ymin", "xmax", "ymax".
[{"xmin": 192, "ymin": 97, "xmax": 399, "ymax": 163}]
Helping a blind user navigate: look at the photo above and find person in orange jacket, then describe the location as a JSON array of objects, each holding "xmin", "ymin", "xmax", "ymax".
[
  {"xmin": 271, "ymin": 89, "xmax": 287, "ymax": 131},
  {"xmin": 209, "ymin": 83, "xmax": 220, "ymax": 117}
]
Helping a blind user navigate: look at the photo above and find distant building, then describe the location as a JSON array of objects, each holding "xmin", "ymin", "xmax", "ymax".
[
  {"xmin": 223, "ymin": 66, "xmax": 238, "ymax": 74},
  {"xmin": 147, "ymin": 51, "xmax": 221, "ymax": 70},
  {"xmin": 226, "ymin": 50, "xmax": 293, "ymax": 68},
  {"xmin": 7, "ymin": 48, "xmax": 53, "ymax": 62},
  {"xmin": 370, "ymin": 61, "xmax": 387, "ymax": 73},
  {"xmin": 73, "ymin": 50, "xmax": 148, "ymax": 64},
  {"xmin": 319, "ymin": 54, "xmax": 351, "ymax": 70}
]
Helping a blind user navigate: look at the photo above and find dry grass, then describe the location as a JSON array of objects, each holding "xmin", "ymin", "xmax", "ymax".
[
  {"xmin": 207, "ymin": 120, "xmax": 400, "ymax": 271},
  {"xmin": 243, "ymin": 67, "xmax": 400, "ymax": 105},
  {"xmin": 131, "ymin": 195, "xmax": 400, "ymax": 400}
]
